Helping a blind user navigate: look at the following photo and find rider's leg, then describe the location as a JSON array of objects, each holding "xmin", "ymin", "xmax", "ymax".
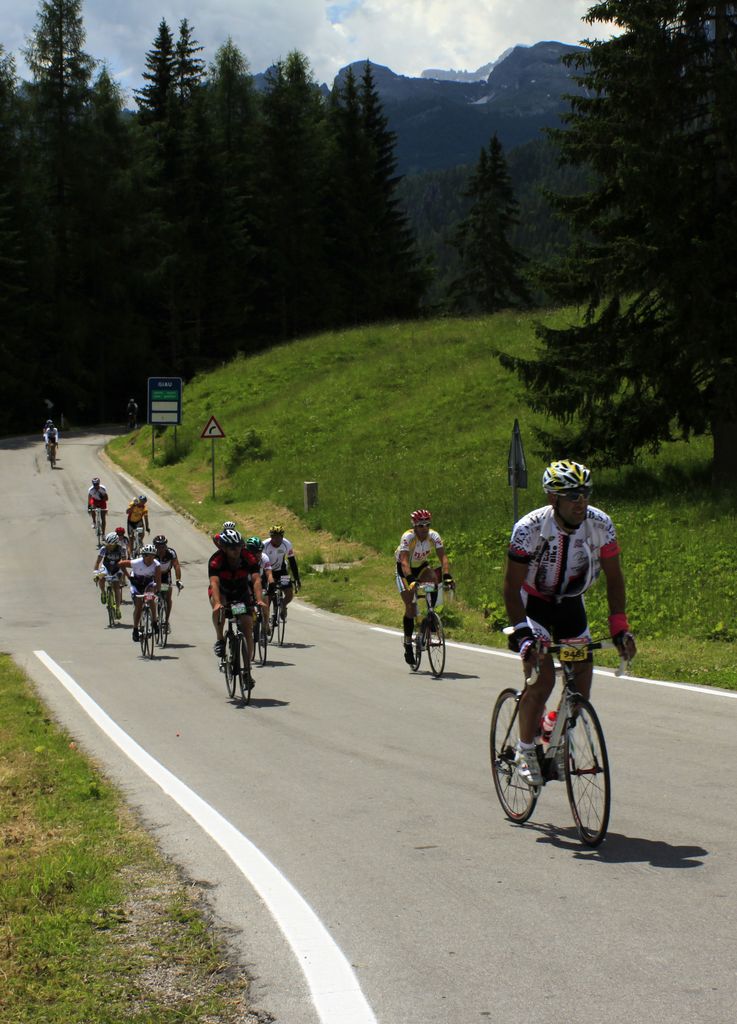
[{"xmin": 518, "ymin": 658, "xmax": 556, "ymax": 744}]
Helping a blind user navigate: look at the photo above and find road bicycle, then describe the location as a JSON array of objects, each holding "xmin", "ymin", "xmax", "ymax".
[
  {"xmin": 130, "ymin": 524, "xmax": 145, "ymax": 558},
  {"xmin": 90, "ymin": 507, "xmax": 105, "ymax": 547},
  {"xmin": 489, "ymin": 637, "xmax": 628, "ymax": 847},
  {"xmin": 268, "ymin": 578, "xmax": 292, "ymax": 647},
  {"xmin": 410, "ymin": 580, "xmax": 450, "ymax": 677},
  {"xmin": 93, "ymin": 569, "xmax": 121, "ymax": 628},
  {"xmin": 46, "ymin": 441, "xmax": 57, "ymax": 468},
  {"xmin": 253, "ymin": 603, "xmax": 269, "ymax": 666},
  {"xmin": 219, "ymin": 604, "xmax": 254, "ymax": 704},
  {"xmin": 136, "ymin": 590, "xmax": 157, "ymax": 659}
]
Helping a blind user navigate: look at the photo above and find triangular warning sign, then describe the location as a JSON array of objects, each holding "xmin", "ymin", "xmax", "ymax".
[{"xmin": 201, "ymin": 415, "xmax": 225, "ymax": 439}]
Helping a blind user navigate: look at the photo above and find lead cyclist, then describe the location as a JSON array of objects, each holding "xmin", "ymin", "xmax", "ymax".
[{"xmin": 502, "ymin": 459, "xmax": 636, "ymax": 787}]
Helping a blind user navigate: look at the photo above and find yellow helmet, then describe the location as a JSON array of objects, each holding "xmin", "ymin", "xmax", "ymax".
[{"xmin": 542, "ymin": 459, "xmax": 592, "ymax": 494}]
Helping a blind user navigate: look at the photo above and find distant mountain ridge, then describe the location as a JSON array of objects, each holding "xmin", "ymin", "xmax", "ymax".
[{"xmin": 334, "ymin": 41, "xmax": 586, "ymax": 173}]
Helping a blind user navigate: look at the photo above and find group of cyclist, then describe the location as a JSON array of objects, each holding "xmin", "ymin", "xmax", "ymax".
[
  {"xmin": 87, "ymin": 476, "xmax": 183, "ymax": 641},
  {"xmin": 80, "ymin": 429, "xmax": 635, "ymax": 753}
]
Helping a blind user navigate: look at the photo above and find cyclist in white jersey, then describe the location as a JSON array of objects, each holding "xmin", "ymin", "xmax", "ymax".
[
  {"xmin": 396, "ymin": 508, "xmax": 453, "ymax": 665},
  {"xmin": 119, "ymin": 544, "xmax": 162, "ymax": 642},
  {"xmin": 263, "ymin": 524, "xmax": 301, "ymax": 620},
  {"xmin": 503, "ymin": 459, "xmax": 636, "ymax": 787}
]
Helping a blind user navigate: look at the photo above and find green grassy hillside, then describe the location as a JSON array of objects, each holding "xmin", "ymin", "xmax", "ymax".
[{"xmin": 108, "ymin": 311, "xmax": 737, "ymax": 688}]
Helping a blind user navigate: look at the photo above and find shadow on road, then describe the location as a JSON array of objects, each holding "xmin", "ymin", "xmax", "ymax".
[
  {"xmin": 520, "ymin": 821, "xmax": 708, "ymax": 867},
  {"xmin": 227, "ymin": 697, "xmax": 290, "ymax": 710}
]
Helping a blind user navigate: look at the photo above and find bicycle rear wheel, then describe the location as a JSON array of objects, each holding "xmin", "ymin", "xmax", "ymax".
[
  {"xmin": 490, "ymin": 688, "xmax": 538, "ymax": 823},
  {"xmin": 223, "ymin": 631, "xmax": 237, "ymax": 699},
  {"xmin": 237, "ymin": 634, "xmax": 252, "ymax": 704},
  {"xmin": 564, "ymin": 698, "xmax": 611, "ymax": 847},
  {"xmin": 425, "ymin": 613, "xmax": 445, "ymax": 677}
]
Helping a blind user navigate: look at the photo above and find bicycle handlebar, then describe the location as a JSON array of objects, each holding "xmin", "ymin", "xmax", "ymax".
[{"xmin": 521, "ymin": 637, "xmax": 630, "ymax": 681}]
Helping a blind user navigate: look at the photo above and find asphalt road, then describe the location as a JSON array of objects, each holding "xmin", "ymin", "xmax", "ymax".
[{"xmin": 4, "ymin": 430, "xmax": 737, "ymax": 1024}]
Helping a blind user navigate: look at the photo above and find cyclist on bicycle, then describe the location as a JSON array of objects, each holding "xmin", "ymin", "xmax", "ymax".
[
  {"xmin": 152, "ymin": 534, "xmax": 183, "ymax": 632},
  {"xmin": 114, "ymin": 525, "xmax": 130, "ymax": 558},
  {"xmin": 396, "ymin": 509, "xmax": 454, "ymax": 665},
  {"xmin": 503, "ymin": 459, "xmax": 636, "ymax": 787},
  {"xmin": 246, "ymin": 535, "xmax": 274, "ymax": 619},
  {"xmin": 87, "ymin": 478, "xmax": 109, "ymax": 534},
  {"xmin": 93, "ymin": 532, "xmax": 126, "ymax": 617},
  {"xmin": 119, "ymin": 543, "xmax": 161, "ymax": 642},
  {"xmin": 126, "ymin": 398, "xmax": 138, "ymax": 430},
  {"xmin": 208, "ymin": 528, "xmax": 264, "ymax": 664},
  {"xmin": 126, "ymin": 495, "xmax": 150, "ymax": 552},
  {"xmin": 263, "ymin": 525, "xmax": 301, "ymax": 621},
  {"xmin": 43, "ymin": 422, "xmax": 60, "ymax": 460}
]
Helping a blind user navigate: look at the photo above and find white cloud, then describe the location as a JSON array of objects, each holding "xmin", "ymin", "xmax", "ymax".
[{"xmin": 0, "ymin": 0, "xmax": 618, "ymax": 99}]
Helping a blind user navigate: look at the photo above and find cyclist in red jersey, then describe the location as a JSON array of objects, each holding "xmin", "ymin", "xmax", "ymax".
[{"xmin": 208, "ymin": 528, "xmax": 265, "ymax": 664}]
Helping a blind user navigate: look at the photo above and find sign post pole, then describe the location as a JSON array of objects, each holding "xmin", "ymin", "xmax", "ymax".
[
  {"xmin": 148, "ymin": 377, "xmax": 183, "ymax": 465},
  {"xmin": 200, "ymin": 416, "xmax": 226, "ymax": 500}
]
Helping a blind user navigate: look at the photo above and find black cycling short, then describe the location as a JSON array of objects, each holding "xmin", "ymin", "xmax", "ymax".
[
  {"xmin": 524, "ymin": 593, "xmax": 588, "ymax": 642},
  {"xmin": 395, "ymin": 560, "xmax": 430, "ymax": 582}
]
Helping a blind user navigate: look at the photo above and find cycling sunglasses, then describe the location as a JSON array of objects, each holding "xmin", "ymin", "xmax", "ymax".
[
  {"xmin": 414, "ymin": 520, "xmax": 431, "ymax": 527},
  {"xmin": 558, "ymin": 487, "xmax": 592, "ymax": 501}
]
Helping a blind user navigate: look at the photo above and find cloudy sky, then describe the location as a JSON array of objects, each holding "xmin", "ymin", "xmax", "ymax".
[{"xmin": 1, "ymin": 0, "xmax": 617, "ymax": 100}]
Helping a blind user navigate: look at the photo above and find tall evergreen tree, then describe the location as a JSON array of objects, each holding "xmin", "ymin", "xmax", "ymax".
[
  {"xmin": 23, "ymin": 0, "xmax": 96, "ymax": 413},
  {"xmin": 499, "ymin": 1, "xmax": 737, "ymax": 484},
  {"xmin": 174, "ymin": 18, "xmax": 206, "ymax": 107},
  {"xmin": 135, "ymin": 19, "xmax": 175, "ymax": 125},
  {"xmin": 358, "ymin": 61, "xmax": 426, "ymax": 319},
  {"xmin": 257, "ymin": 51, "xmax": 329, "ymax": 338},
  {"xmin": 449, "ymin": 133, "xmax": 530, "ymax": 313},
  {"xmin": 325, "ymin": 66, "xmax": 377, "ymax": 324}
]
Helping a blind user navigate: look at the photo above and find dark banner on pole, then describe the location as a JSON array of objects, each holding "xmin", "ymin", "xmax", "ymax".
[{"xmin": 507, "ymin": 419, "xmax": 528, "ymax": 488}]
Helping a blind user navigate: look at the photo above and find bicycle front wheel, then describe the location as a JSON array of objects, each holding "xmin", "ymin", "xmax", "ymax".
[
  {"xmin": 276, "ymin": 603, "xmax": 286, "ymax": 646},
  {"xmin": 425, "ymin": 613, "xmax": 445, "ymax": 677},
  {"xmin": 255, "ymin": 612, "xmax": 268, "ymax": 666},
  {"xmin": 106, "ymin": 589, "xmax": 117, "ymax": 628},
  {"xmin": 139, "ymin": 606, "xmax": 154, "ymax": 658},
  {"xmin": 490, "ymin": 688, "xmax": 538, "ymax": 823},
  {"xmin": 224, "ymin": 632, "xmax": 237, "ymax": 699},
  {"xmin": 564, "ymin": 698, "xmax": 611, "ymax": 847},
  {"xmin": 237, "ymin": 634, "xmax": 252, "ymax": 704},
  {"xmin": 156, "ymin": 596, "xmax": 168, "ymax": 648}
]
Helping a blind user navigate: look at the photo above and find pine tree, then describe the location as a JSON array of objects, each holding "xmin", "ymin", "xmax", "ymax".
[
  {"xmin": 23, "ymin": 0, "xmax": 97, "ymax": 412},
  {"xmin": 135, "ymin": 19, "xmax": 175, "ymax": 125},
  {"xmin": 358, "ymin": 61, "xmax": 426, "ymax": 319},
  {"xmin": 257, "ymin": 51, "xmax": 329, "ymax": 338},
  {"xmin": 499, "ymin": 1, "xmax": 737, "ymax": 485},
  {"xmin": 449, "ymin": 134, "xmax": 530, "ymax": 313}
]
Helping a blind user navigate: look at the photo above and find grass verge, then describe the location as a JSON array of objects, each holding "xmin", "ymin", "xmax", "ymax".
[{"xmin": 0, "ymin": 654, "xmax": 267, "ymax": 1024}]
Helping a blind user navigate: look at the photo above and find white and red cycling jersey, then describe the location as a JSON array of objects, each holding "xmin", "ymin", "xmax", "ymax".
[
  {"xmin": 508, "ymin": 504, "xmax": 620, "ymax": 601},
  {"xmin": 260, "ymin": 551, "xmax": 272, "ymax": 573},
  {"xmin": 395, "ymin": 528, "xmax": 445, "ymax": 568},
  {"xmin": 88, "ymin": 484, "xmax": 108, "ymax": 509}
]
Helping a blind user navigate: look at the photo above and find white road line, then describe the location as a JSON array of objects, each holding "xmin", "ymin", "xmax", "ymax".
[
  {"xmin": 370, "ymin": 627, "xmax": 737, "ymax": 699},
  {"xmin": 34, "ymin": 650, "xmax": 378, "ymax": 1024}
]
